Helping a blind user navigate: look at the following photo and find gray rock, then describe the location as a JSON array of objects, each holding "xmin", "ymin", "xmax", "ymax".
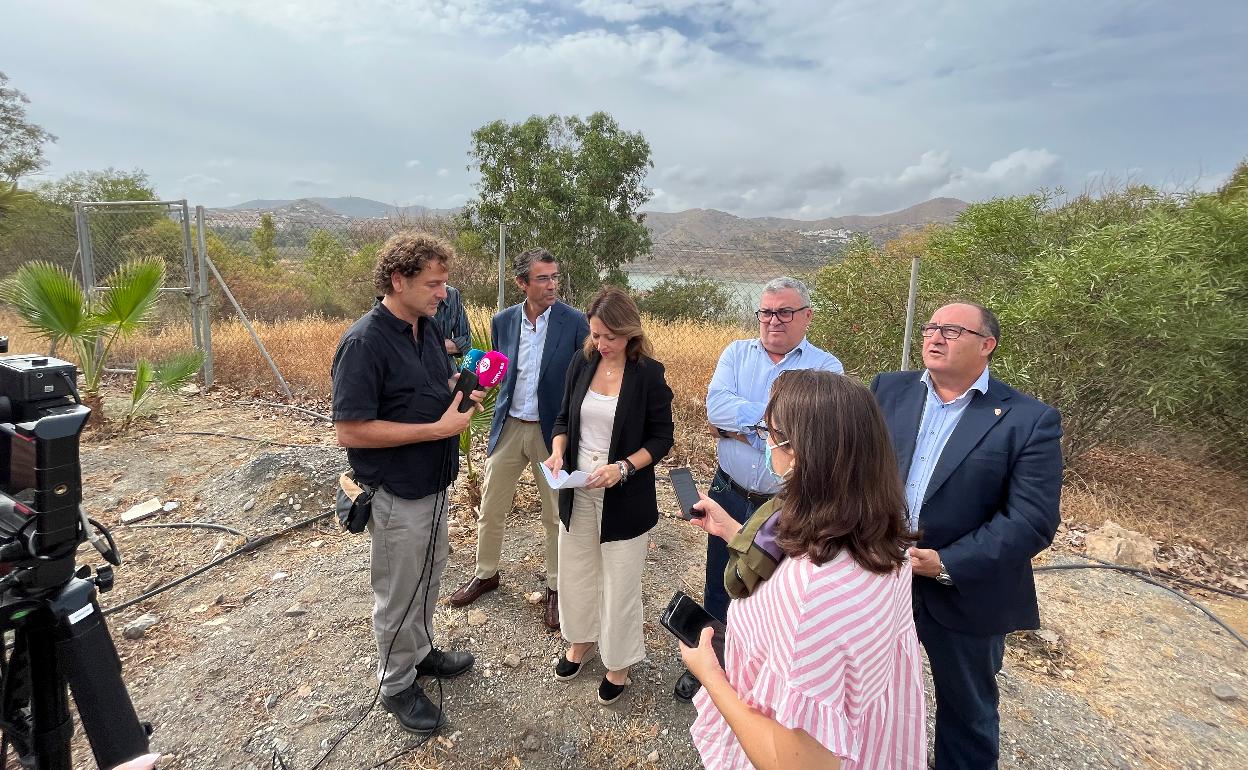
[
  {"xmin": 265, "ymin": 693, "xmax": 279, "ymax": 709},
  {"xmin": 503, "ymin": 653, "xmax": 521, "ymax": 668},
  {"xmin": 646, "ymin": 750, "xmax": 660, "ymax": 763},
  {"xmin": 1211, "ymin": 683, "xmax": 1240, "ymax": 702},
  {"xmin": 521, "ymin": 733, "xmax": 540, "ymax": 752},
  {"xmin": 242, "ymin": 497, "xmax": 256, "ymax": 512},
  {"xmin": 123, "ymin": 613, "xmax": 161, "ymax": 639},
  {"xmin": 284, "ymin": 603, "xmax": 306, "ymax": 617}
]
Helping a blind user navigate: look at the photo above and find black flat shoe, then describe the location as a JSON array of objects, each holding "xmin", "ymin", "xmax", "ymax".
[
  {"xmin": 554, "ymin": 644, "xmax": 597, "ymax": 681},
  {"xmin": 597, "ymin": 675, "xmax": 631, "ymax": 706},
  {"xmin": 673, "ymin": 669, "xmax": 700, "ymax": 702},
  {"xmin": 416, "ymin": 648, "xmax": 474, "ymax": 679},
  {"xmin": 380, "ymin": 682, "xmax": 445, "ymax": 735}
]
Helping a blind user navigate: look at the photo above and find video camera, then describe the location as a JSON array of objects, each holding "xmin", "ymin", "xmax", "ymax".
[{"xmin": 0, "ymin": 335, "xmax": 152, "ymax": 769}]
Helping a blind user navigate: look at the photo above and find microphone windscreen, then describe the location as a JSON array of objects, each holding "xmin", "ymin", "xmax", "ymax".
[
  {"xmin": 477, "ymin": 351, "xmax": 510, "ymax": 388},
  {"xmin": 460, "ymin": 348, "xmax": 485, "ymax": 372}
]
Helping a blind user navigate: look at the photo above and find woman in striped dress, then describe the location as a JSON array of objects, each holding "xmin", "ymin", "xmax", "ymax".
[{"xmin": 681, "ymin": 370, "xmax": 926, "ymax": 770}]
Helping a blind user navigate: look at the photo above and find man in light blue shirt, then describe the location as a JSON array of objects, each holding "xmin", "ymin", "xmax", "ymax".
[
  {"xmin": 673, "ymin": 276, "xmax": 843, "ymax": 701},
  {"xmin": 904, "ymin": 366, "xmax": 990, "ymax": 529}
]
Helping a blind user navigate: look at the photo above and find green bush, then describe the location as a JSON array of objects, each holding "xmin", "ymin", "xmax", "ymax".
[{"xmin": 635, "ymin": 270, "xmax": 736, "ymax": 323}]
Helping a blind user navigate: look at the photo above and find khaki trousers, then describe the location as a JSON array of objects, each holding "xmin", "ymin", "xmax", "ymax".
[
  {"xmin": 475, "ymin": 416, "xmax": 560, "ymax": 589},
  {"xmin": 557, "ymin": 447, "xmax": 649, "ymax": 671}
]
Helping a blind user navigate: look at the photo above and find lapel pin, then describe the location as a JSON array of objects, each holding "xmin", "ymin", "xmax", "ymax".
[{"xmin": 994, "ymin": 408, "xmax": 1002, "ymax": 416}]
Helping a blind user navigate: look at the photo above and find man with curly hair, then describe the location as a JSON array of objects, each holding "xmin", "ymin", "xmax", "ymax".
[{"xmin": 331, "ymin": 230, "xmax": 482, "ymax": 735}]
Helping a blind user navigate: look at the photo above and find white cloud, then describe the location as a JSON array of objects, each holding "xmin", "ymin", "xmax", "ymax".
[
  {"xmin": 405, "ymin": 159, "xmax": 422, "ymax": 168},
  {"xmin": 289, "ymin": 177, "xmax": 331, "ymax": 188},
  {"xmin": 436, "ymin": 168, "xmax": 449, "ymax": 178}
]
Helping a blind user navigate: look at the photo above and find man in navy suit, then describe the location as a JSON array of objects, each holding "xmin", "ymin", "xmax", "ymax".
[
  {"xmin": 450, "ymin": 248, "xmax": 589, "ymax": 631},
  {"xmin": 871, "ymin": 302, "xmax": 1063, "ymax": 770}
]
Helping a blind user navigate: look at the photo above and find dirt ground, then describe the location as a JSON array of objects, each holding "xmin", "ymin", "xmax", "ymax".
[{"xmin": 45, "ymin": 391, "xmax": 1248, "ymax": 769}]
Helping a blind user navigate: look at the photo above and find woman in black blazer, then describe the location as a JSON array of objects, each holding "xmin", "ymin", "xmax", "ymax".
[{"xmin": 543, "ymin": 287, "xmax": 675, "ymax": 706}]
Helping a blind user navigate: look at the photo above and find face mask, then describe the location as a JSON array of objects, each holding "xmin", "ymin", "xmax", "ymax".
[{"xmin": 764, "ymin": 437, "xmax": 792, "ymax": 483}]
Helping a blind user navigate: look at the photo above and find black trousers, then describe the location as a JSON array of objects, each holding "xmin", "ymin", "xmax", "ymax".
[{"xmin": 914, "ymin": 590, "xmax": 1007, "ymax": 770}]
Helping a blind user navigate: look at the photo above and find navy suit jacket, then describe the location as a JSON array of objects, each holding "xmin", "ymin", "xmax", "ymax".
[
  {"xmin": 871, "ymin": 370, "xmax": 1063, "ymax": 636},
  {"xmin": 487, "ymin": 300, "xmax": 589, "ymax": 456}
]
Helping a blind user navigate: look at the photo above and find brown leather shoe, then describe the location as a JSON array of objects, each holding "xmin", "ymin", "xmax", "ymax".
[
  {"xmin": 544, "ymin": 588, "xmax": 560, "ymax": 630},
  {"xmin": 449, "ymin": 573, "xmax": 499, "ymax": 607}
]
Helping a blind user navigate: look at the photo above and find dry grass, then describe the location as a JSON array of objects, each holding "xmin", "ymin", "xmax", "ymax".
[{"xmin": 4, "ymin": 308, "xmax": 1245, "ymax": 549}]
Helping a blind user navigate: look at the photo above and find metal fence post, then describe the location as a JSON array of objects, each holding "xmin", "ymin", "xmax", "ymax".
[
  {"xmin": 900, "ymin": 254, "xmax": 921, "ymax": 370},
  {"xmin": 497, "ymin": 223, "xmax": 506, "ymax": 312},
  {"xmin": 74, "ymin": 202, "xmax": 96, "ymax": 291},
  {"xmin": 178, "ymin": 200, "xmax": 200, "ymax": 349},
  {"xmin": 194, "ymin": 206, "xmax": 215, "ymax": 388}
]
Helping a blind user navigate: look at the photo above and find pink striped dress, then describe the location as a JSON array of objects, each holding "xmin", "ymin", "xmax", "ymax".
[{"xmin": 690, "ymin": 551, "xmax": 925, "ymax": 769}]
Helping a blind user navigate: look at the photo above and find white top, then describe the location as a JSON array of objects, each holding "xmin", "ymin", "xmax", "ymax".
[
  {"xmin": 508, "ymin": 304, "xmax": 551, "ymax": 421},
  {"xmin": 577, "ymin": 389, "xmax": 618, "ymax": 457}
]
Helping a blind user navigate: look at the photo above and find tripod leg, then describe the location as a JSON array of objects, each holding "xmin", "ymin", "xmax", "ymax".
[
  {"xmin": 50, "ymin": 580, "xmax": 149, "ymax": 770},
  {"xmin": 25, "ymin": 620, "xmax": 74, "ymax": 770}
]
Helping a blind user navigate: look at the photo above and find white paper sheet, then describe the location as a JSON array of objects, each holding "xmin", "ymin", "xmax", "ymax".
[{"xmin": 540, "ymin": 463, "xmax": 593, "ymax": 489}]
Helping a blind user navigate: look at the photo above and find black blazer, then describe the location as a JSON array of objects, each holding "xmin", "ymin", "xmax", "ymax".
[
  {"xmin": 552, "ymin": 351, "xmax": 675, "ymax": 543},
  {"xmin": 871, "ymin": 370, "xmax": 1064, "ymax": 636}
]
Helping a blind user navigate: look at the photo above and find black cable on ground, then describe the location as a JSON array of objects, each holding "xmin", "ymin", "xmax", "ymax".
[
  {"xmin": 1077, "ymin": 554, "xmax": 1248, "ymax": 601},
  {"xmin": 170, "ymin": 430, "xmax": 329, "ymax": 449},
  {"xmin": 102, "ymin": 509, "xmax": 334, "ymax": 616},
  {"xmin": 1035, "ymin": 561, "xmax": 1248, "ymax": 651},
  {"xmin": 128, "ymin": 521, "xmax": 249, "ymax": 540}
]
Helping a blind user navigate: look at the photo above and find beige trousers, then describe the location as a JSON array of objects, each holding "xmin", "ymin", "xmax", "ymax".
[
  {"xmin": 475, "ymin": 416, "xmax": 560, "ymax": 589},
  {"xmin": 557, "ymin": 447, "xmax": 650, "ymax": 671}
]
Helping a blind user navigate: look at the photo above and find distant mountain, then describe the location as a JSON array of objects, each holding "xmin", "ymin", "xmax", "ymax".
[
  {"xmin": 208, "ymin": 194, "xmax": 965, "ymax": 275},
  {"xmin": 226, "ymin": 196, "xmax": 455, "ymax": 219},
  {"xmin": 638, "ymin": 197, "xmax": 967, "ymax": 274}
]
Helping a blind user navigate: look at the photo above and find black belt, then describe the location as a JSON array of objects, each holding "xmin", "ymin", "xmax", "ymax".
[{"xmin": 716, "ymin": 467, "xmax": 774, "ymax": 507}]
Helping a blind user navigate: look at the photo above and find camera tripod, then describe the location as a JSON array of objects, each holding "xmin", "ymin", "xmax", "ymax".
[{"xmin": 0, "ymin": 342, "xmax": 151, "ymax": 769}]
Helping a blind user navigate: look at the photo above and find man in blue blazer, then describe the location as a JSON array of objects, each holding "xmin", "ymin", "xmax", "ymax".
[
  {"xmin": 450, "ymin": 248, "xmax": 589, "ymax": 631},
  {"xmin": 871, "ymin": 302, "xmax": 1063, "ymax": 770}
]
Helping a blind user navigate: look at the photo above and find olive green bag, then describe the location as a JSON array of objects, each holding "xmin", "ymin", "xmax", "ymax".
[{"xmin": 723, "ymin": 498, "xmax": 785, "ymax": 600}]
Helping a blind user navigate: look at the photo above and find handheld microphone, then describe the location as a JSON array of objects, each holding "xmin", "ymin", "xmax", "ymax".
[
  {"xmin": 451, "ymin": 350, "xmax": 510, "ymax": 412},
  {"xmin": 476, "ymin": 351, "xmax": 509, "ymax": 389}
]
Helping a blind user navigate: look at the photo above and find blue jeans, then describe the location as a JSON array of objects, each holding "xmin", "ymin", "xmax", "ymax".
[
  {"xmin": 915, "ymin": 591, "xmax": 1007, "ymax": 770},
  {"xmin": 702, "ymin": 469, "xmax": 766, "ymax": 624}
]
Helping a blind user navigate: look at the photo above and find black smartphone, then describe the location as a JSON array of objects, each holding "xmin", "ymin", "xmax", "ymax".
[
  {"xmin": 668, "ymin": 467, "xmax": 702, "ymax": 520},
  {"xmin": 660, "ymin": 591, "xmax": 718, "ymax": 648}
]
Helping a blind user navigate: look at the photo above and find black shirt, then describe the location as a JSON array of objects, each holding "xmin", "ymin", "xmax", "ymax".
[{"xmin": 331, "ymin": 300, "xmax": 459, "ymax": 499}]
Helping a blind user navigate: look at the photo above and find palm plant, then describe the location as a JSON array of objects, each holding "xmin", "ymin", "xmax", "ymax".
[
  {"xmin": 458, "ymin": 313, "xmax": 497, "ymax": 508},
  {"xmin": 1, "ymin": 257, "xmax": 204, "ymax": 426}
]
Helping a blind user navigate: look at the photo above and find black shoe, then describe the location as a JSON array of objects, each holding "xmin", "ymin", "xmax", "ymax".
[
  {"xmin": 554, "ymin": 644, "xmax": 597, "ymax": 681},
  {"xmin": 416, "ymin": 648, "xmax": 474, "ymax": 679},
  {"xmin": 673, "ymin": 669, "xmax": 700, "ymax": 702},
  {"xmin": 598, "ymin": 675, "xmax": 631, "ymax": 706},
  {"xmin": 380, "ymin": 682, "xmax": 445, "ymax": 735}
]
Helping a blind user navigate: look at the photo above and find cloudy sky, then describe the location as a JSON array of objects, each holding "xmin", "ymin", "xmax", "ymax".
[{"xmin": 4, "ymin": 0, "xmax": 1245, "ymax": 218}]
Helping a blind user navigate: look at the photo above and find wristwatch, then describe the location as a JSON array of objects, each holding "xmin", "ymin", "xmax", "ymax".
[
  {"xmin": 615, "ymin": 460, "xmax": 631, "ymax": 482},
  {"xmin": 935, "ymin": 559, "xmax": 953, "ymax": 586}
]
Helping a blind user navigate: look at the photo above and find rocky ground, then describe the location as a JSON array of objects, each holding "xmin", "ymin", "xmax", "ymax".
[{"xmin": 41, "ymin": 392, "xmax": 1248, "ymax": 769}]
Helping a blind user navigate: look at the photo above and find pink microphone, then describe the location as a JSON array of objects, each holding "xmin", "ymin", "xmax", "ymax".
[{"xmin": 476, "ymin": 350, "xmax": 510, "ymax": 388}]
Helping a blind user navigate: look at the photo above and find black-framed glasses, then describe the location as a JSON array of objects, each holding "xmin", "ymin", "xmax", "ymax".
[
  {"xmin": 921, "ymin": 323, "xmax": 990, "ymax": 341},
  {"xmin": 747, "ymin": 422, "xmax": 787, "ymax": 442},
  {"xmin": 754, "ymin": 306, "xmax": 810, "ymax": 323}
]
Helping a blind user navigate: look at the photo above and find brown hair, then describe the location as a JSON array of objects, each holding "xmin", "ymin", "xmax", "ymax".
[
  {"xmin": 582, "ymin": 286, "xmax": 654, "ymax": 362},
  {"xmin": 371, "ymin": 230, "xmax": 454, "ymax": 295},
  {"xmin": 766, "ymin": 370, "xmax": 916, "ymax": 573}
]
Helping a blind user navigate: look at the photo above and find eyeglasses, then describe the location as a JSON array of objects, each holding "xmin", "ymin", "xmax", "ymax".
[
  {"xmin": 529, "ymin": 273, "xmax": 560, "ymax": 285},
  {"xmin": 747, "ymin": 423, "xmax": 787, "ymax": 442},
  {"xmin": 754, "ymin": 306, "xmax": 810, "ymax": 323},
  {"xmin": 921, "ymin": 323, "xmax": 990, "ymax": 341}
]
